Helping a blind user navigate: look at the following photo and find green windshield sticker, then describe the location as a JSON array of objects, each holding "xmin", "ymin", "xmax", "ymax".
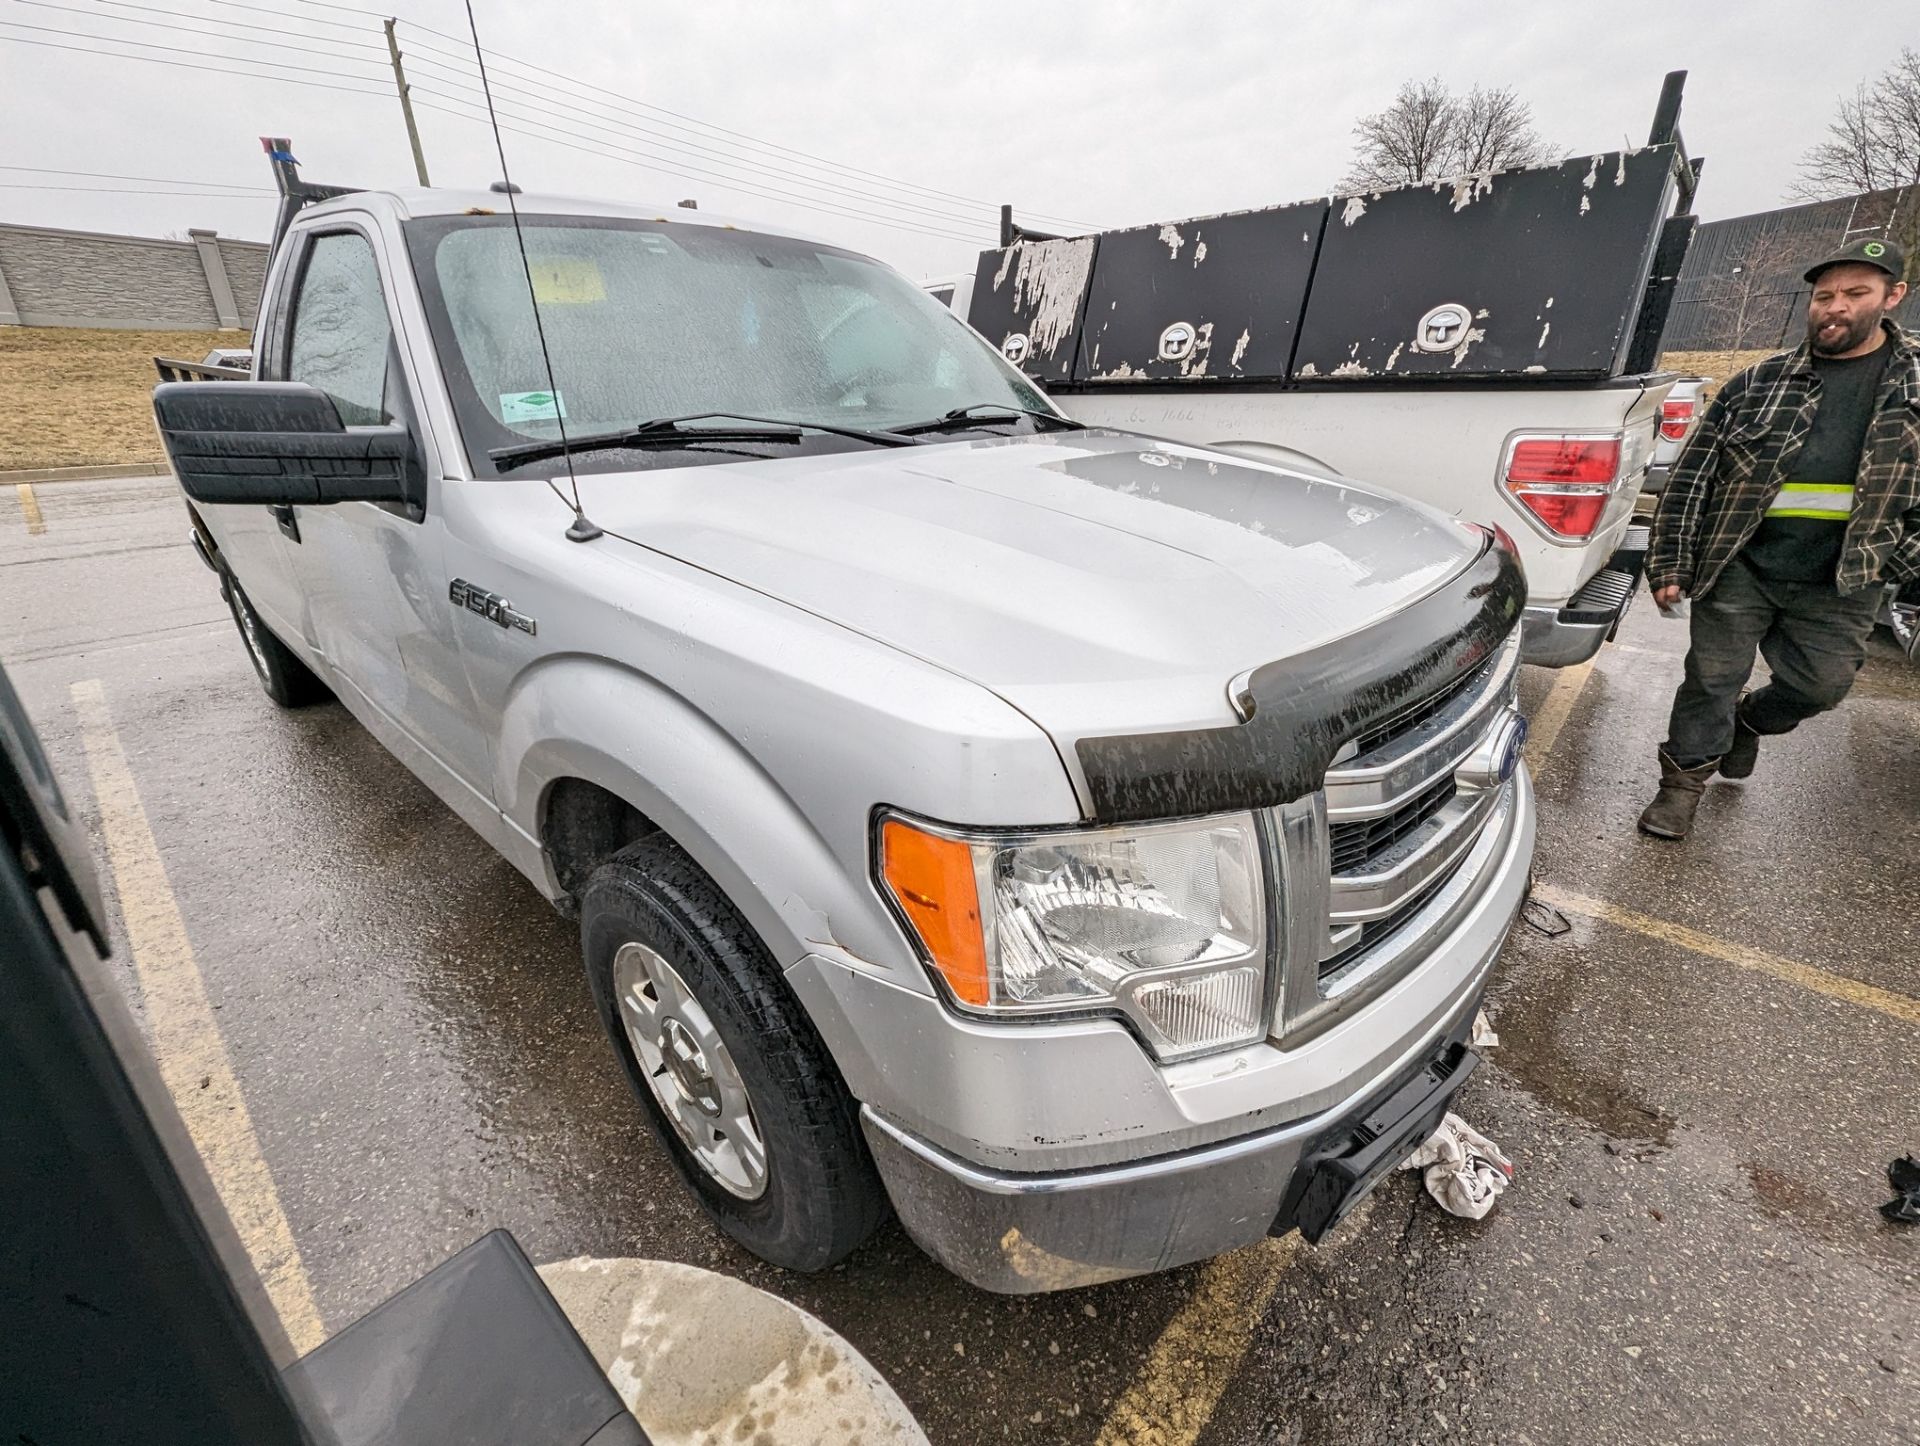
[{"xmin": 499, "ymin": 390, "xmax": 567, "ymax": 424}]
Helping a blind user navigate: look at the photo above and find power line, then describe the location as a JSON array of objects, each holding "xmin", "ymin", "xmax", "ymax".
[
  {"xmin": 0, "ymin": 30, "xmax": 395, "ymax": 94},
  {"xmin": 201, "ymin": 0, "xmax": 367, "ymax": 32},
  {"xmin": 0, "ymin": 17, "xmax": 393, "ymax": 85},
  {"xmin": 8, "ymin": 0, "xmax": 387, "ymax": 65},
  {"xmin": 398, "ymin": 30, "xmax": 1074, "ymax": 231},
  {"xmin": 407, "ymin": 95, "xmax": 989, "ymax": 245},
  {"xmin": 288, "ymin": 0, "xmax": 1096, "ymax": 231},
  {"xmin": 7, "ymin": 0, "xmax": 1006, "ymax": 235},
  {"xmin": 0, "ymin": 182, "xmax": 270, "ymax": 196},
  {"xmin": 409, "ymin": 93, "xmax": 989, "ymax": 245},
  {"xmin": 1, "ymin": 0, "xmax": 1078, "ymax": 243},
  {"xmin": 398, "ymin": 54, "xmax": 1003, "ymax": 232},
  {"xmin": 0, "ymin": 163, "xmax": 274, "ymax": 191}
]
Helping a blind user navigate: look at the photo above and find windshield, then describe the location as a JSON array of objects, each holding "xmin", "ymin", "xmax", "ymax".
[{"xmin": 404, "ymin": 214, "xmax": 1051, "ymax": 478}]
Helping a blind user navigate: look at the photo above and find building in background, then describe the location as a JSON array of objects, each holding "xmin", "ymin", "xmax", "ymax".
[{"xmin": 1662, "ymin": 185, "xmax": 1918, "ymax": 353}]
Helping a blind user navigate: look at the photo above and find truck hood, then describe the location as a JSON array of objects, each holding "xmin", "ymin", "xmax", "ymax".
[{"xmin": 573, "ymin": 431, "xmax": 1484, "ymax": 738}]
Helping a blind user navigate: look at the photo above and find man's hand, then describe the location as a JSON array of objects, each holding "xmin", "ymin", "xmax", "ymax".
[{"xmin": 1653, "ymin": 584, "xmax": 1686, "ymax": 610}]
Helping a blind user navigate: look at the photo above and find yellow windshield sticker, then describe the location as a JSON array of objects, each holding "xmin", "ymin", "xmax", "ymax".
[{"xmin": 529, "ymin": 257, "xmax": 606, "ymax": 304}]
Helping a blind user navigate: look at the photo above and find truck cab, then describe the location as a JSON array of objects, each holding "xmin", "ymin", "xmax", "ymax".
[{"xmin": 154, "ymin": 174, "xmax": 1535, "ymax": 1293}]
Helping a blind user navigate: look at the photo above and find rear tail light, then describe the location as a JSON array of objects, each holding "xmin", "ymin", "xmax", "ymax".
[
  {"xmin": 1502, "ymin": 434, "xmax": 1623, "ymax": 541},
  {"xmin": 1659, "ymin": 399, "xmax": 1696, "ymax": 442}
]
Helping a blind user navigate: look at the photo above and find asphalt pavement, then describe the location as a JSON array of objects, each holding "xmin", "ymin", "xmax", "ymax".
[{"xmin": 5, "ymin": 474, "xmax": 1916, "ymax": 1446}]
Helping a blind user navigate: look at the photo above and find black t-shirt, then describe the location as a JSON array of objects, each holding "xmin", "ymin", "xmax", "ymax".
[{"xmin": 1743, "ymin": 342, "xmax": 1892, "ymax": 582}]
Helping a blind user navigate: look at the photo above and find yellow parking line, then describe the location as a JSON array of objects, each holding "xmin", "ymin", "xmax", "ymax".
[
  {"xmin": 16, "ymin": 482, "xmax": 45, "ymax": 534},
  {"xmin": 71, "ymin": 679, "xmax": 327, "ymax": 1352},
  {"xmin": 1095, "ymin": 646, "xmax": 1610, "ymax": 1445},
  {"xmin": 1094, "ymin": 1236, "xmax": 1304, "ymax": 1446},
  {"xmin": 1530, "ymin": 882, "xmax": 1920, "ymax": 1027},
  {"xmin": 1523, "ymin": 653, "xmax": 1599, "ymax": 770}
]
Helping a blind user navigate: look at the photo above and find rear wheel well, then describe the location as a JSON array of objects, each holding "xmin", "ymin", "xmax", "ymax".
[{"xmin": 542, "ymin": 778, "xmax": 660, "ymax": 906}]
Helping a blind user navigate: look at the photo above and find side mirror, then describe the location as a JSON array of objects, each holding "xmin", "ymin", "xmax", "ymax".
[{"xmin": 153, "ymin": 382, "xmax": 419, "ymax": 509}]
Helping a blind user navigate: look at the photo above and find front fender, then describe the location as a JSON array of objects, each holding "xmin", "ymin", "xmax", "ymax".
[{"xmin": 495, "ymin": 655, "xmax": 925, "ymax": 989}]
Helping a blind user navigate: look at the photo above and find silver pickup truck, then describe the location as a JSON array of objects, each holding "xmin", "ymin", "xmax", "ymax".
[{"xmin": 152, "ymin": 178, "xmax": 1536, "ymax": 1293}]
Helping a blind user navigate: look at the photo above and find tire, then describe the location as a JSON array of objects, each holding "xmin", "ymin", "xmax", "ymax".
[
  {"xmin": 580, "ymin": 837, "xmax": 886, "ymax": 1272},
  {"xmin": 220, "ymin": 569, "xmax": 327, "ymax": 708}
]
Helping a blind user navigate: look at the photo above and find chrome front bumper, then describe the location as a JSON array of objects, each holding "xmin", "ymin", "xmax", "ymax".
[{"xmin": 857, "ymin": 770, "xmax": 1534, "ymax": 1294}]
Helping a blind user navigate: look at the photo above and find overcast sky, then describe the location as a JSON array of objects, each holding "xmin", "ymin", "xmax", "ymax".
[{"xmin": 1, "ymin": 0, "xmax": 1907, "ymax": 280}]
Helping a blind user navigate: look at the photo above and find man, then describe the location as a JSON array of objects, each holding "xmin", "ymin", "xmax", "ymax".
[{"xmin": 1639, "ymin": 236, "xmax": 1918, "ymax": 839}]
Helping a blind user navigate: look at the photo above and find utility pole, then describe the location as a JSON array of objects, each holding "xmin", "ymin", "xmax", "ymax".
[{"xmin": 385, "ymin": 18, "xmax": 430, "ymax": 187}]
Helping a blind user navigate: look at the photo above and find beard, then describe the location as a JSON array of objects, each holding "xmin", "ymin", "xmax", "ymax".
[{"xmin": 1809, "ymin": 310, "xmax": 1881, "ymax": 356}]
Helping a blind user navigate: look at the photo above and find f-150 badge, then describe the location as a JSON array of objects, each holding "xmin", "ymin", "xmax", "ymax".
[{"xmin": 449, "ymin": 578, "xmax": 536, "ymax": 635}]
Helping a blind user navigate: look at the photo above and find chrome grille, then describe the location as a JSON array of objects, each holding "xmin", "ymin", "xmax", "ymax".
[
  {"xmin": 1347, "ymin": 652, "xmax": 1495, "ymax": 757},
  {"xmin": 1327, "ymin": 775, "xmax": 1457, "ymax": 873},
  {"xmin": 1318, "ymin": 635, "xmax": 1521, "ymax": 978}
]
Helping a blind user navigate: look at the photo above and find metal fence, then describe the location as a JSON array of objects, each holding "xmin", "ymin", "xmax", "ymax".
[{"xmin": 1661, "ymin": 185, "xmax": 1919, "ymax": 353}]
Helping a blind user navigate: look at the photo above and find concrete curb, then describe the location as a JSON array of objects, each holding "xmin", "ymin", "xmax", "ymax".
[
  {"xmin": 0, "ymin": 463, "xmax": 169, "ymax": 484},
  {"xmin": 538, "ymin": 1256, "xmax": 927, "ymax": 1446}
]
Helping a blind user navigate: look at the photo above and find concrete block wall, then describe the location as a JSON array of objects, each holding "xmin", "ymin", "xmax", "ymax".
[
  {"xmin": 0, "ymin": 222, "xmax": 268, "ymax": 331},
  {"xmin": 216, "ymin": 237, "xmax": 269, "ymax": 328}
]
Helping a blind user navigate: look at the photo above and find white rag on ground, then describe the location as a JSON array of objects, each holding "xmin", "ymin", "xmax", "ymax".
[{"xmin": 1400, "ymin": 1112, "xmax": 1514, "ymax": 1220}]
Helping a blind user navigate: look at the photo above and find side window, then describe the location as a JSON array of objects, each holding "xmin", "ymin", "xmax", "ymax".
[{"xmin": 287, "ymin": 232, "xmax": 391, "ymax": 426}]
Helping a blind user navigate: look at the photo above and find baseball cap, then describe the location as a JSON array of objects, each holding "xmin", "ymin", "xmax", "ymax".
[{"xmin": 1802, "ymin": 236, "xmax": 1906, "ymax": 284}]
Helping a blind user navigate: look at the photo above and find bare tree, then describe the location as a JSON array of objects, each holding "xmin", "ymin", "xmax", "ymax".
[
  {"xmin": 1452, "ymin": 86, "xmax": 1551, "ymax": 174},
  {"xmin": 1340, "ymin": 78, "xmax": 1552, "ymax": 190},
  {"xmin": 1700, "ymin": 228, "xmax": 1808, "ymax": 350},
  {"xmin": 1791, "ymin": 48, "xmax": 1920, "ymax": 199}
]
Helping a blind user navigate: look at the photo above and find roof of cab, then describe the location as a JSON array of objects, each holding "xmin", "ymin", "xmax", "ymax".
[{"xmin": 296, "ymin": 185, "xmax": 834, "ymax": 248}]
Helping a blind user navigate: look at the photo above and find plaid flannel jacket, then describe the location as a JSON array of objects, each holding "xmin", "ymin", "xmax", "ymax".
[{"xmin": 1648, "ymin": 320, "xmax": 1920, "ymax": 597}]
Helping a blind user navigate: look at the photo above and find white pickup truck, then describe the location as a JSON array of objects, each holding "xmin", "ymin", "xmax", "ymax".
[{"xmin": 928, "ymin": 78, "xmax": 1705, "ymax": 668}]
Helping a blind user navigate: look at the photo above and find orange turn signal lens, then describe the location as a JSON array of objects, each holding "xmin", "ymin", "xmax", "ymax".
[{"xmin": 880, "ymin": 818, "xmax": 990, "ymax": 1006}]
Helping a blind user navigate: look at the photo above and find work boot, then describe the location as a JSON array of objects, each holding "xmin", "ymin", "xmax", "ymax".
[
  {"xmin": 1637, "ymin": 751, "xmax": 1718, "ymax": 839},
  {"xmin": 1718, "ymin": 712, "xmax": 1761, "ymax": 780}
]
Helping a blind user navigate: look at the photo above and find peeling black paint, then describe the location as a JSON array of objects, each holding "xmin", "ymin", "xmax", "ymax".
[{"xmin": 1075, "ymin": 530, "xmax": 1525, "ymax": 824}]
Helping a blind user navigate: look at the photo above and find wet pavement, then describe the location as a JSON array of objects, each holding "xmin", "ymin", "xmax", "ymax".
[{"xmin": 5, "ymin": 475, "xmax": 1916, "ymax": 1445}]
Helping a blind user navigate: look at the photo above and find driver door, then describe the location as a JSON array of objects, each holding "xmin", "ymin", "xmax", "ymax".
[{"xmin": 269, "ymin": 223, "xmax": 496, "ymax": 820}]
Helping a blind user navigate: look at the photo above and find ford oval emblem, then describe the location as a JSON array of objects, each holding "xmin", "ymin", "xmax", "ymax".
[
  {"xmin": 1002, "ymin": 332, "xmax": 1031, "ymax": 364},
  {"xmin": 1495, "ymin": 714, "xmax": 1528, "ymax": 783},
  {"xmin": 1459, "ymin": 711, "xmax": 1528, "ymax": 791}
]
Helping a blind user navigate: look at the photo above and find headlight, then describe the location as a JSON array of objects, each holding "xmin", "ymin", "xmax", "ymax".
[{"xmin": 878, "ymin": 812, "xmax": 1271, "ymax": 1061}]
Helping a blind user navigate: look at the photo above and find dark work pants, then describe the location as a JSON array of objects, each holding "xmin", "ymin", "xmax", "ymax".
[{"xmin": 1662, "ymin": 555, "xmax": 1882, "ymax": 767}]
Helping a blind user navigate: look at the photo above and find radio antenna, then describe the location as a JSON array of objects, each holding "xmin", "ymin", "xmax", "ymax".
[{"xmin": 462, "ymin": 0, "xmax": 601, "ymax": 543}]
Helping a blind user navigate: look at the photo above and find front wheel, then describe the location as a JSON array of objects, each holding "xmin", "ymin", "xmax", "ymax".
[
  {"xmin": 220, "ymin": 570, "xmax": 327, "ymax": 708},
  {"xmin": 580, "ymin": 838, "xmax": 886, "ymax": 1271}
]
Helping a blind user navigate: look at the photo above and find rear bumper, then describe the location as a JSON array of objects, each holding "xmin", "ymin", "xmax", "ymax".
[
  {"xmin": 857, "ymin": 771, "xmax": 1533, "ymax": 1294},
  {"xmin": 1519, "ymin": 524, "xmax": 1651, "ymax": 668},
  {"xmin": 1641, "ymin": 462, "xmax": 1672, "ymax": 495}
]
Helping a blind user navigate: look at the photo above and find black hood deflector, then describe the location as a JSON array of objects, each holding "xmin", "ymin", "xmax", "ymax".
[{"xmin": 1075, "ymin": 531, "xmax": 1525, "ymax": 824}]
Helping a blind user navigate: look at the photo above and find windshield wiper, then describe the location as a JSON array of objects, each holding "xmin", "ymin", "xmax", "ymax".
[
  {"xmin": 490, "ymin": 411, "xmax": 915, "ymax": 470},
  {"xmin": 890, "ymin": 403, "xmax": 1084, "ymax": 437}
]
